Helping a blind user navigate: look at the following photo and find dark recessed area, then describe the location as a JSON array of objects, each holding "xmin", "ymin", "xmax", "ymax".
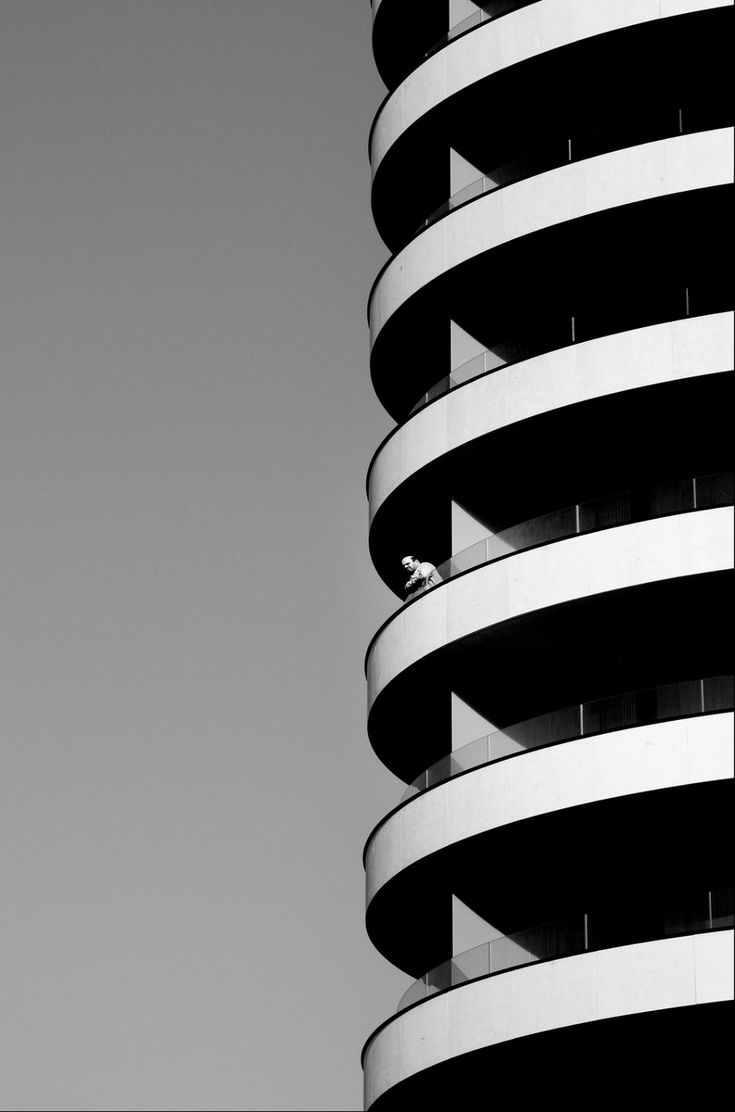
[{"xmin": 367, "ymin": 1001, "xmax": 734, "ymax": 1109}]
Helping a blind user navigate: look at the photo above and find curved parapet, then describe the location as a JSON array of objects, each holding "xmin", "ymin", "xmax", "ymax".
[{"xmin": 363, "ymin": 932, "xmax": 734, "ymax": 1109}]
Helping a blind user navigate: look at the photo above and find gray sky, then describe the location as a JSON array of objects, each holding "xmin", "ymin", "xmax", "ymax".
[{"xmin": 0, "ymin": 3, "xmax": 407, "ymax": 1108}]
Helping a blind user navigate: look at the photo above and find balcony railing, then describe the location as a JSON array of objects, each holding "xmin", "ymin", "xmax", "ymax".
[
  {"xmin": 409, "ymin": 346, "xmax": 509, "ymax": 413},
  {"xmin": 400, "ymin": 674, "xmax": 734, "ymax": 803},
  {"xmin": 404, "ymin": 471, "xmax": 734, "ymax": 604},
  {"xmin": 398, "ymin": 888, "xmax": 734, "ymax": 1013},
  {"xmin": 413, "ymin": 109, "xmax": 727, "ymax": 245},
  {"xmin": 409, "ymin": 293, "xmax": 729, "ymax": 417},
  {"xmin": 425, "ymin": 1, "xmax": 541, "ymax": 61}
]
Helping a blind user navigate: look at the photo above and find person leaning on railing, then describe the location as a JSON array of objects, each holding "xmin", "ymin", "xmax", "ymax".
[{"xmin": 401, "ymin": 555, "xmax": 442, "ymax": 597}]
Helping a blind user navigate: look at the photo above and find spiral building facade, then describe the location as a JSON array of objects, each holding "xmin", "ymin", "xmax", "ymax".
[{"xmin": 362, "ymin": 2, "xmax": 734, "ymax": 1107}]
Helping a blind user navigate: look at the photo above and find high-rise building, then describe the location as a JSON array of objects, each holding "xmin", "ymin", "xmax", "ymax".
[{"xmin": 361, "ymin": 2, "xmax": 734, "ymax": 1107}]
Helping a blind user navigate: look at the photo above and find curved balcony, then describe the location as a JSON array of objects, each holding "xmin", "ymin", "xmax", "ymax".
[
  {"xmin": 424, "ymin": 1, "xmax": 542, "ymax": 63},
  {"xmin": 364, "ymin": 713, "xmax": 733, "ymax": 977},
  {"xmin": 404, "ymin": 293, "xmax": 729, "ymax": 422},
  {"xmin": 403, "ymin": 292, "xmax": 729, "ymax": 420},
  {"xmin": 369, "ymin": 492, "xmax": 733, "ymax": 699},
  {"xmin": 401, "ymin": 471, "xmax": 733, "ymax": 604},
  {"xmin": 369, "ymin": 131, "xmax": 733, "ymax": 420},
  {"xmin": 398, "ymin": 106, "xmax": 730, "ymax": 256},
  {"xmin": 366, "ymin": 509, "xmax": 733, "ymax": 781},
  {"xmin": 398, "ymin": 674, "xmax": 734, "ymax": 804},
  {"xmin": 369, "ymin": 128, "xmax": 733, "ymax": 354},
  {"xmin": 363, "ymin": 930, "xmax": 734, "ymax": 1109},
  {"xmin": 369, "ymin": 0, "xmax": 731, "ymax": 173},
  {"xmin": 366, "ymin": 315, "xmax": 734, "ymax": 586},
  {"xmin": 397, "ymin": 888, "xmax": 733, "ymax": 1013},
  {"xmin": 365, "ymin": 714, "xmax": 734, "ymax": 904}
]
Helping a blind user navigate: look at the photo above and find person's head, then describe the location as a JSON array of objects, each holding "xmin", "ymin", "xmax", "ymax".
[{"xmin": 401, "ymin": 556, "xmax": 418, "ymax": 572}]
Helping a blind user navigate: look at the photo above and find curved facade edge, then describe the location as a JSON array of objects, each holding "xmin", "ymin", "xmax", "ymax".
[
  {"xmin": 367, "ymin": 508, "xmax": 733, "ymax": 710},
  {"xmin": 367, "ymin": 313, "xmax": 734, "ymax": 521},
  {"xmin": 365, "ymin": 713, "xmax": 733, "ymax": 904},
  {"xmin": 369, "ymin": 129, "xmax": 734, "ymax": 345},
  {"xmin": 363, "ymin": 930, "xmax": 734, "ymax": 1108},
  {"xmin": 369, "ymin": 0, "xmax": 733, "ymax": 172}
]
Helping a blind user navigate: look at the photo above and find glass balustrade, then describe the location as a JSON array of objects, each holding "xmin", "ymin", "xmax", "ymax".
[
  {"xmin": 403, "ymin": 110, "xmax": 731, "ymax": 417},
  {"xmin": 397, "ymin": 889, "xmax": 733, "ymax": 1013},
  {"xmin": 415, "ymin": 139, "xmax": 567, "ymax": 239},
  {"xmin": 425, "ymin": 1, "xmax": 541, "ymax": 60},
  {"xmin": 403, "ymin": 472, "xmax": 733, "ymax": 605},
  {"xmin": 399, "ymin": 674, "xmax": 734, "ymax": 803},
  {"xmin": 408, "ymin": 293, "xmax": 730, "ymax": 417},
  {"xmin": 413, "ymin": 108, "xmax": 729, "ymax": 244},
  {"xmin": 410, "ymin": 347, "xmax": 511, "ymax": 414}
]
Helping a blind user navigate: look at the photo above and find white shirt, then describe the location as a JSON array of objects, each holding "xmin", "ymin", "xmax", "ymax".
[{"xmin": 405, "ymin": 561, "xmax": 439, "ymax": 589}]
